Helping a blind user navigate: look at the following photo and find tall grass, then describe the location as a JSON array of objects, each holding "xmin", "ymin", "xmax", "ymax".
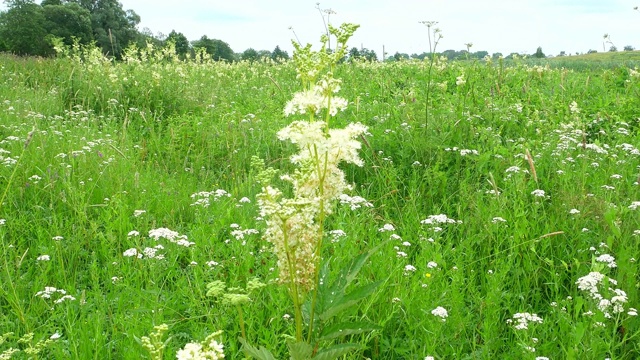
[{"xmin": 0, "ymin": 37, "xmax": 639, "ymax": 359}]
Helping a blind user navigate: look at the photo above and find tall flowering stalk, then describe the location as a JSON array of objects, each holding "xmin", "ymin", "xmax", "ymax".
[{"xmin": 255, "ymin": 23, "xmax": 364, "ymax": 344}]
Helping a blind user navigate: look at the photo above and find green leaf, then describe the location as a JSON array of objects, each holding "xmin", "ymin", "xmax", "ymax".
[
  {"xmin": 319, "ymin": 281, "xmax": 381, "ymax": 321},
  {"xmin": 312, "ymin": 343, "xmax": 363, "ymax": 360},
  {"xmin": 318, "ymin": 321, "xmax": 381, "ymax": 341},
  {"xmin": 287, "ymin": 340, "xmax": 314, "ymax": 360},
  {"xmin": 238, "ymin": 337, "xmax": 277, "ymax": 360}
]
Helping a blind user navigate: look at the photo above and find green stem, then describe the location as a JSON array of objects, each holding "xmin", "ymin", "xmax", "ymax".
[
  {"xmin": 281, "ymin": 220, "xmax": 304, "ymax": 341},
  {"xmin": 236, "ymin": 304, "xmax": 247, "ymax": 341}
]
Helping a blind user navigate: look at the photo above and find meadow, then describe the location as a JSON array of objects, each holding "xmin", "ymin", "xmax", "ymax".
[{"xmin": 0, "ymin": 34, "xmax": 639, "ymax": 359}]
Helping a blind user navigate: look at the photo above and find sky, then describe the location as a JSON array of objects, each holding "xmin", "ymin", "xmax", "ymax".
[
  {"xmin": 117, "ymin": 0, "xmax": 639, "ymax": 57},
  {"xmin": 6, "ymin": 0, "xmax": 639, "ymax": 57}
]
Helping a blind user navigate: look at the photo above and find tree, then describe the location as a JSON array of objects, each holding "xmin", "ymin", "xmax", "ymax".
[
  {"xmin": 533, "ymin": 46, "xmax": 545, "ymax": 58},
  {"xmin": 558, "ymin": 51, "xmax": 566, "ymax": 57},
  {"xmin": 609, "ymin": 45, "xmax": 618, "ymax": 52},
  {"xmin": 42, "ymin": 2, "xmax": 93, "ymax": 46},
  {"xmin": 191, "ymin": 36, "xmax": 235, "ymax": 62},
  {"xmin": 74, "ymin": 0, "xmax": 141, "ymax": 58},
  {"xmin": 623, "ymin": 45, "xmax": 635, "ymax": 51},
  {"xmin": 241, "ymin": 48, "xmax": 259, "ymax": 62},
  {"xmin": 271, "ymin": 45, "xmax": 289, "ymax": 62},
  {"xmin": 0, "ymin": 0, "xmax": 51, "ymax": 56},
  {"xmin": 166, "ymin": 30, "xmax": 189, "ymax": 56}
]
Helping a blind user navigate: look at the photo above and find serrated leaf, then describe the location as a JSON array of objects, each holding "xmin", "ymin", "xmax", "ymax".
[
  {"xmin": 238, "ymin": 337, "xmax": 277, "ymax": 360},
  {"xmin": 318, "ymin": 321, "xmax": 381, "ymax": 341},
  {"xmin": 287, "ymin": 340, "xmax": 314, "ymax": 360},
  {"xmin": 312, "ymin": 343, "xmax": 363, "ymax": 360},
  {"xmin": 319, "ymin": 281, "xmax": 381, "ymax": 321}
]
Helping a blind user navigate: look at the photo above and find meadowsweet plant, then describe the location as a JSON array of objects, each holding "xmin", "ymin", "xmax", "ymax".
[{"xmin": 242, "ymin": 22, "xmax": 380, "ymax": 359}]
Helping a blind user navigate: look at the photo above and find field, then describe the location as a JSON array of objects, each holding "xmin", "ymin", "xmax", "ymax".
[{"xmin": 0, "ymin": 36, "xmax": 639, "ymax": 360}]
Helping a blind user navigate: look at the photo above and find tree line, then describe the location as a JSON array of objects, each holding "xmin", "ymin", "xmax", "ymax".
[{"xmin": 0, "ymin": 0, "xmax": 293, "ymax": 62}]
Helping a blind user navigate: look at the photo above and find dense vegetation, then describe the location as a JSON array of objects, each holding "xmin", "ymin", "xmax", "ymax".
[{"xmin": 0, "ymin": 35, "xmax": 639, "ymax": 359}]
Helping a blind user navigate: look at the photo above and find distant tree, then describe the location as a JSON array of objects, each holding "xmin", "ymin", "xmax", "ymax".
[
  {"xmin": 271, "ymin": 45, "xmax": 289, "ymax": 61},
  {"xmin": 0, "ymin": 0, "xmax": 51, "ymax": 56},
  {"xmin": 135, "ymin": 27, "xmax": 164, "ymax": 48},
  {"xmin": 166, "ymin": 30, "xmax": 190, "ymax": 56},
  {"xmin": 348, "ymin": 47, "xmax": 360, "ymax": 59},
  {"xmin": 558, "ymin": 51, "xmax": 566, "ymax": 57},
  {"xmin": 191, "ymin": 36, "xmax": 235, "ymax": 62},
  {"xmin": 609, "ymin": 45, "xmax": 618, "ymax": 52},
  {"xmin": 74, "ymin": 0, "xmax": 141, "ymax": 58},
  {"xmin": 492, "ymin": 52, "xmax": 503, "ymax": 59},
  {"xmin": 533, "ymin": 46, "xmax": 545, "ymax": 58},
  {"xmin": 473, "ymin": 50, "xmax": 489, "ymax": 59},
  {"xmin": 587, "ymin": 49, "xmax": 598, "ymax": 54},
  {"xmin": 241, "ymin": 48, "xmax": 259, "ymax": 62},
  {"xmin": 623, "ymin": 45, "xmax": 635, "ymax": 51},
  {"xmin": 42, "ymin": 2, "xmax": 93, "ymax": 46},
  {"xmin": 391, "ymin": 52, "xmax": 409, "ymax": 61}
]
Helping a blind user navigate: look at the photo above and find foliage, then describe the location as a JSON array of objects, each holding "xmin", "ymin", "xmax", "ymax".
[
  {"xmin": 0, "ymin": 25, "xmax": 640, "ymax": 359},
  {"xmin": 191, "ymin": 36, "xmax": 236, "ymax": 62},
  {"xmin": 0, "ymin": 0, "xmax": 51, "ymax": 56}
]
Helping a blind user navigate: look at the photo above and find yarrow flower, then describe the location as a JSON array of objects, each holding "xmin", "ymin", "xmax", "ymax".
[
  {"xmin": 431, "ymin": 306, "xmax": 448, "ymax": 321},
  {"xmin": 507, "ymin": 312, "xmax": 543, "ymax": 330}
]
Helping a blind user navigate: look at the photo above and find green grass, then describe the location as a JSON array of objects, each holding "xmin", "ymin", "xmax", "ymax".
[{"xmin": 0, "ymin": 41, "xmax": 639, "ymax": 359}]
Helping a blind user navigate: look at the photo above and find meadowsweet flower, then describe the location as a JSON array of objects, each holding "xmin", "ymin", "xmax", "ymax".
[
  {"xmin": 431, "ymin": 306, "xmax": 448, "ymax": 321},
  {"xmin": 569, "ymin": 101, "xmax": 580, "ymax": 114}
]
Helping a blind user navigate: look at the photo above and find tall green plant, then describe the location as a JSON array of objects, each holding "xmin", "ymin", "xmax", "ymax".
[{"xmin": 237, "ymin": 23, "xmax": 382, "ymax": 359}]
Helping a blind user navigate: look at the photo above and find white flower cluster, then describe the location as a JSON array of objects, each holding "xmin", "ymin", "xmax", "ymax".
[
  {"xmin": 176, "ymin": 338, "xmax": 225, "ymax": 360},
  {"xmin": 257, "ymin": 120, "xmax": 368, "ymax": 292},
  {"xmin": 338, "ymin": 194, "xmax": 374, "ymax": 210},
  {"xmin": 149, "ymin": 227, "xmax": 194, "ymax": 247},
  {"xmin": 431, "ymin": 306, "xmax": 449, "ymax": 321},
  {"xmin": 507, "ymin": 312, "xmax": 543, "ymax": 330},
  {"xmin": 576, "ymin": 270, "xmax": 635, "ymax": 318},
  {"xmin": 283, "ymin": 80, "xmax": 348, "ymax": 117},
  {"xmin": 35, "ymin": 286, "xmax": 76, "ymax": 304},
  {"xmin": 420, "ymin": 214, "xmax": 462, "ymax": 225},
  {"xmin": 190, "ymin": 189, "xmax": 231, "ymax": 208}
]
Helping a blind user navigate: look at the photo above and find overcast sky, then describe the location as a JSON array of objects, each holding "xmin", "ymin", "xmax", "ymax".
[
  {"xmin": 7, "ymin": 0, "xmax": 638, "ymax": 57},
  {"xmin": 117, "ymin": 0, "xmax": 638, "ymax": 57}
]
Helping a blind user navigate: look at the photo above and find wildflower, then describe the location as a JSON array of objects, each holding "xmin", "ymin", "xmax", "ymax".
[
  {"xmin": 569, "ymin": 208, "xmax": 580, "ymax": 214},
  {"xmin": 492, "ymin": 217, "xmax": 507, "ymax": 223},
  {"xmin": 52, "ymin": 236, "xmax": 63, "ymax": 241},
  {"xmin": 50, "ymin": 333, "xmax": 62, "ymax": 340},
  {"xmin": 531, "ymin": 189, "xmax": 546, "ymax": 197},
  {"xmin": 404, "ymin": 265, "xmax": 417, "ymax": 274},
  {"xmin": 569, "ymin": 101, "xmax": 580, "ymax": 114},
  {"xmin": 0, "ymin": 219, "xmax": 5, "ymax": 225},
  {"xmin": 431, "ymin": 306, "xmax": 448, "ymax": 321},
  {"xmin": 127, "ymin": 230, "xmax": 140, "ymax": 237},
  {"xmin": 425, "ymin": 357, "xmax": 435, "ymax": 360},
  {"xmin": 379, "ymin": 224, "xmax": 395, "ymax": 232},
  {"xmin": 238, "ymin": 197, "xmax": 251, "ymax": 203},
  {"xmin": 133, "ymin": 210, "xmax": 146, "ymax": 217},
  {"xmin": 420, "ymin": 214, "xmax": 461, "ymax": 225},
  {"xmin": 628, "ymin": 201, "xmax": 640, "ymax": 210},
  {"xmin": 595, "ymin": 254, "xmax": 617, "ymax": 268},
  {"xmin": 507, "ymin": 312, "xmax": 543, "ymax": 330},
  {"xmin": 123, "ymin": 248, "xmax": 140, "ymax": 258},
  {"xmin": 37, "ymin": 255, "xmax": 50, "ymax": 261},
  {"xmin": 427, "ymin": 261, "xmax": 438, "ymax": 269}
]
